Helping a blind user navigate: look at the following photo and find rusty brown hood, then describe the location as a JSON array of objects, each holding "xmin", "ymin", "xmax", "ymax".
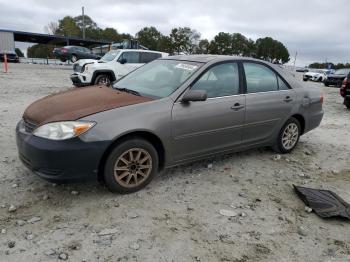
[{"xmin": 23, "ymin": 86, "xmax": 153, "ymax": 125}]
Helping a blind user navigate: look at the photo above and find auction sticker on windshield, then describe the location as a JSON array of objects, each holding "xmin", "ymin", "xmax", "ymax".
[{"xmin": 175, "ymin": 63, "xmax": 198, "ymax": 71}]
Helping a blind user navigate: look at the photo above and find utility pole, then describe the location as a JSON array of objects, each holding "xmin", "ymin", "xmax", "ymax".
[
  {"xmin": 82, "ymin": 6, "xmax": 85, "ymax": 39},
  {"xmin": 293, "ymin": 51, "xmax": 298, "ymax": 69}
]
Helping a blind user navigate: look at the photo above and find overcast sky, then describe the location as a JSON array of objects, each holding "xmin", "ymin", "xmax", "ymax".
[{"xmin": 0, "ymin": 0, "xmax": 349, "ymax": 66}]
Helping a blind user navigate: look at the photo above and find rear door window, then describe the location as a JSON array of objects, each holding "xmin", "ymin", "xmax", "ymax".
[
  {"xmin": 140, "ymin": 52, "xmax": 162, "ymax": 63},
  {"xmin": 118, "ymin": 52, "xmax": 140, "ymax": 63},
  {"xmin": 243, "ymin": 62, "xmax": 278, "ymax": 93}
]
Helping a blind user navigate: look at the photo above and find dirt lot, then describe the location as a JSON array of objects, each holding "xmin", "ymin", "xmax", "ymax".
[{"xmin": 0, "ymin": 63, "xmax": 349, "ymax": 262}]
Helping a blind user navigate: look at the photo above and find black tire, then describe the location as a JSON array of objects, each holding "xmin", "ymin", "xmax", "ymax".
[
  {"xmin": 344, "ymin": 101, "xmax": 350, "ymax": 109},
  {"xmin": 303, "ymin": 78, "xmax": 307, "ymax": 82},
  {"xmin": 94, "ymin": 74, "xmax": 111, "ymax": 86},
  {"xmin": 60, "ymin": 58, "xmax": 67, "ymax": 62},
  {"xmin": 273, "ymin": 117, "xmax": 301, "ymax": 154},
  {"xmin": 71, "ymin": 54, "xmax": 78, "ymax": 63},
  {"xmin": 324, "ymin": 82, "xmax": 329, "ymax": 87},
  {"xmin": 103, "ymin": 138, "xmax": 159, "ymax": 194}
]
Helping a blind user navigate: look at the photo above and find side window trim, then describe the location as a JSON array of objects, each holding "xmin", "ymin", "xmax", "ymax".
[{"xmin": 277, "ymin": 76, "xmax": 291, "ymax": 90}]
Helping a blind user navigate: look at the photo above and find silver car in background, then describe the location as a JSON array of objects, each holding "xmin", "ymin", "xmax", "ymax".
[{"xmin": 16, "ymin": 55, "xmax": 324, "ymax": 193}]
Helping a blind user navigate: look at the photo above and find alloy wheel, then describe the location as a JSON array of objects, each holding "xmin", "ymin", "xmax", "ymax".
[
  {"xmin": 71, "ymin": 55, "xmax": 78, "ymax": 62},
  {"xmin": 98, "ymin": 76, "xmax": 111, "ymax": 86},
  {"xmin": 282, "ymin": 123, "xmax": 299, "ymax": 150},
  {"xmin": 114, "ymin": 148, "xmax": 152, "ymax": 188}
]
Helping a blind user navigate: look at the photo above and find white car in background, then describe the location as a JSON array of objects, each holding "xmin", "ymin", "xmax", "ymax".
[
  {"xmin": 303, "ymin": 69, "xmax": 332, "ymax": 82},
  {"xmin": 70, "ymin": 49, "xmax": 168, "ymax": 87}
]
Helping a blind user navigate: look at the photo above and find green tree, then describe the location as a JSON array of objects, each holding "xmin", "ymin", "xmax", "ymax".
[
  {"xmin": 196, "ymin": 39, "xmax": 210, "ymax": 54},
  {"xmin": 245, "ymin": 39, "xmax": 256, "ymax": 57},
  {"xmin": 74, "ymin": 15, "xmax": 98, "ymax": 31},
  {"xmin": 232, "ymin": 33, "xmax": 256, "ymax": 57},
  {"xmin": 157, "ymin": 36, "xmax": 173, "ymax": 54},
  {"xmin": 255, "ymin": 37, "xmax": 290, "ymax": 64},
  {"xmin": 55, "ymin": 16, "xmax": 81, "ymax": 37},
  {"xmin": 136, "ymin": 27, "xmax": 162, "ymax": 50},
  {"xmin": 169, "ymin": 27, "xmax": 199, "ymax": 54},
  {"xmin": 73, "ymin": 15, "xmax": 100, "ymax": 39},
  {"xmin": 209, "ymin": 32, "xmax": 232, "ymax": 55},
  {"xmin": 101, "ymin": 27, "xmax": 121, "ymax": 41},
  {"xmin": 27, "ymin": 44, "xmax": 55, "ymax": 58}
]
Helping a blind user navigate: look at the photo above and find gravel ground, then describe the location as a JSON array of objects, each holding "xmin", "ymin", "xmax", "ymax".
[{"xmin": 0, "ymin": 63, "xmax": 349, "ymax": 262}]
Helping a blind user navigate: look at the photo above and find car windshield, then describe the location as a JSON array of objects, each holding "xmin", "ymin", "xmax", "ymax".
[
  {"xmin": 113, "ymin": 59, "xmax": 203, "ymax": 98},
  {"xmin": 101, "ymin": 50, "xmax": 121, "ymax": 62},
  {"xmin": 334, "ymin": 69, "xmax": 350, "ymax": 75}
]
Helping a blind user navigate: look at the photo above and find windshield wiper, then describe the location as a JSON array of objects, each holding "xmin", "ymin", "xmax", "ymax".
[{"xmin": 115, "ymin": 87, "xmax": 141, "ymax": 96}]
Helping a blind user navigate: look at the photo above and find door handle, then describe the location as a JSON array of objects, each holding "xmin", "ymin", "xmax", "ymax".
[
  {"xmin": 284, "ymin": 96, "xmax": 293, "ymax": 102},
  {"xmin": 231, "ymin": 103, "xmax": 244, "ymax": 110}
]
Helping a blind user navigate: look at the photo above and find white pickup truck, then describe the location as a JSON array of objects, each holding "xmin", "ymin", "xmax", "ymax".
[{"xmin": 70, "ymin": 49, "xmax": 168, "ymax": 87}]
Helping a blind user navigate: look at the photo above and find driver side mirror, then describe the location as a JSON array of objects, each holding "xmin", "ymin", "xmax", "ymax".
[
  {"xmin": 182, "ymin": 90, "xmax": 207, "ymax": 103},
  {"xmin": 119, "ymin": 58, "xmax": 127, "ymax": 64}
]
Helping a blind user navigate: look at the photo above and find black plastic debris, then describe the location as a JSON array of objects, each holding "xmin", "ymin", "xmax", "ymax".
[{"xmin": 294, "ymin": 185, "xmax": 350, "ymax": 219}]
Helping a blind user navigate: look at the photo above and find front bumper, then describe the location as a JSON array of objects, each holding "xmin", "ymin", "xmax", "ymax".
[
  {"xmin": 16, "ymin": 120, "xmax": 109, "ymax": 182},
  {"xmin": 325, "ymin": 78, "xmax": 344, "ymax": 86},
  {"xmin": 303, "ymin": 75, "xmax": 311, "ymax": 81},
  {"xmin": 70, "ymin": 73, "xmax": 91, "ymax": 87}
]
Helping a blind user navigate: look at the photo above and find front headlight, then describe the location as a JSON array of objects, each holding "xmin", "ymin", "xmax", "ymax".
[
  {"xmin": 83, "ymin": 62, "xmax": 94, "ymax": 72},
  {"xmin": 33, "ymin": 121, "xmax": 95, "ymax": 140}
]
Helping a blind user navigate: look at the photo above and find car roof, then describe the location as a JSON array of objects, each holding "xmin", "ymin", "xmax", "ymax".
[
  {"xmin": 161, "ymin": 54, "xmax": 274, "ymax": 64},
  {"xmin": 64, "ymin": 46, "xmax": 88, "ymax": 49},
  {"xmin": 335, "ymin": 68, "xmax": 350, "ymax": 70},
  {"xmin": 119, "ymin": 49, "xmax": 167, "ymax": 54},
  {"xmin": 162, "ymin": 54, "xmax": 306, "ymax": 89}
]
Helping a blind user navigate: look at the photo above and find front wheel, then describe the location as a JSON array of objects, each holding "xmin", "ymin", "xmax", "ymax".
[
  {"xmin": 103, "ymin": 138, "xmax": 159, "ymax": 194},
  {"xmin": 94, "ymin": 74, "xmax": 111, "ymax": 86},
  {"xmin": 273, "ymin": 117, "xmax": 301, "ymax": 154}
]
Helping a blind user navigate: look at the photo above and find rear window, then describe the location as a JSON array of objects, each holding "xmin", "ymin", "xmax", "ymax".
[
  {"xmin": 140, "ymin": 52, "xmax": 162, "ymax": 63},
  {"xmin": 334, "ymin": 69, "xmax": 350, "ymax": 75}
]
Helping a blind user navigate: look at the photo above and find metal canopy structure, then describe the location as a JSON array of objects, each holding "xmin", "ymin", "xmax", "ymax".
[{"xmin": 0, "ymin": 29, "xmax": 111, "ymax": 47}]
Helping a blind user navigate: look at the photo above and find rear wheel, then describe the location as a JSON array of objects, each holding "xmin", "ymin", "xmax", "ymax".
[
  {"xmin": 103, "ymin": 138, "xmax": 159, "ymax": 194},
  {"xmin": 273, "ymin": 117, "xmax": 301, "ymax": 154},
  {"xmin": 94, "ymin": 74, "xmax": 111, "ymax": 86},
  {"xmin": 324, "ymin": 82, "xmax": 329, "ymax": 87},
  {"xmin": 71, "ymin": 54, "xmax": 78, "ymax": 63}
]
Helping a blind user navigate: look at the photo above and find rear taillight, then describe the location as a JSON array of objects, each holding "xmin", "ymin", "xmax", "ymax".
[
  {"xmin": 61, "ymin": 48, "xmax": 68, "ymax": 53},
  {"xmin": 320, "ymin": 93, "xmax": 324, "ymax": 104},
  {"xmin": 340, "ymin": 78, "xmax": 347, "ymax": 97}
]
